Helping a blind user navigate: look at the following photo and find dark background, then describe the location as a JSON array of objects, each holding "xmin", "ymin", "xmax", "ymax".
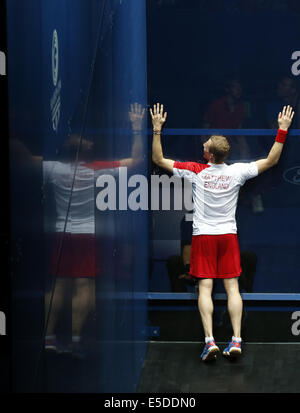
[
  {"xmin": 147, "ymin": 0, "xmax": 300, "ymax": 294},
  {"xmin": 147, "ymin": 0, "xmax": 300, "ymax": 128}
]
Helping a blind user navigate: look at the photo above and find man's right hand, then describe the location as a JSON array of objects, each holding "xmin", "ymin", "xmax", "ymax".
[
  {"xmin": 150, "ymin": 103, "xmax": 167, "ymax": 131},
  {"xmin": 278, "ymin": 105, "xmax": 294, "ymax": 131}
]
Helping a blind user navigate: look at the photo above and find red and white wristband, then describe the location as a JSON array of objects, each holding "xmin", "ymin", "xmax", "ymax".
[{"xmin": 275, "ymin": 129, "xmax": 288, "ymax": 144}]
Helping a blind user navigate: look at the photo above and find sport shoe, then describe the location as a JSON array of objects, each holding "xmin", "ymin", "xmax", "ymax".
[
  {"xmin": 45, "ymin": 336, "xmax": 71, "ymax": 354},
  {"xmin": 45, "ymin": 337, "xmax": 58, "ymax": 352},
  {"xmin": 200, "ymin": 340, "xmax": 220, "ymax": 361},
  {"xmin": 223, "ymin": 340, "xmax": 242, "ymax": 358}
]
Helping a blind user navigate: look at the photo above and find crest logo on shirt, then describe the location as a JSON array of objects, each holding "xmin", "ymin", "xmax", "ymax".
[{"xmin": 283, "ymin": 166, "xmax": 300, "ymax": 185}]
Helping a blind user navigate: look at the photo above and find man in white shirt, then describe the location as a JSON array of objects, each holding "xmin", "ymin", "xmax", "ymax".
[{"xmin": 150, "ymin": 103, "xmax": 294, "ymax": 361}]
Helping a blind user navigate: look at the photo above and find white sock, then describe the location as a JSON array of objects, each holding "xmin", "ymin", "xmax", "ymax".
[
  {"xmin": 205, "ymin": 336, "xmax": 215, "ymax": 343},
  {"xmin": 232, "ymin": 336, "xmax": 242, "ymax": 342},
  {"xmin": 72, "ymin": 335, "xmax": 81, "ymax": 343}
]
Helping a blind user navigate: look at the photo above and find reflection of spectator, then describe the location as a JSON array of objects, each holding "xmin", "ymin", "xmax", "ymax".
[
  {"xmin": 267, "ymin": 76, "xmax": 300, "ymax": 129},
  {"xmin": 203, "ymin": 78, "xmax": 250, "ymax": 160},
  {"xmin": 203, "ymin": 78, "xmax": 245, "ymax": 129},
  {"xmin": 166, "ymin": 215, "xmax": 195, "ymax": 292},
  {"xmin": 203, "ymin": 78, "xmax": 264, "ymax": 212},
  {"xmin": 239, "ymin": 251, "xmax": 257, "ymax": 293}
]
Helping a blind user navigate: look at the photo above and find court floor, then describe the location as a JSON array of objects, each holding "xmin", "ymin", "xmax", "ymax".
[{"xmin": 138, "ymin": 342, "xmax": 300, "ymax": 393}]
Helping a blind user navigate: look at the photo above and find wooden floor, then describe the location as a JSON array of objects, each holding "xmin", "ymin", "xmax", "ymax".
[{"xmin": 138, "ymin": 342, "xmax": 300, "ymax": 393}]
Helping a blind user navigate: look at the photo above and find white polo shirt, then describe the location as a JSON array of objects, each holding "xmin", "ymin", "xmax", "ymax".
[
  {"xmin": 43, "ymin": 160, "xmax": 121, "ymax": 234},
  {"xmin": 173, "ymin": 161, "xmax": 258, "ymax": 235}
]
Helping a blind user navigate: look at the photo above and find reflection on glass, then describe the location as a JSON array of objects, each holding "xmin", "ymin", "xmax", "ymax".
[
  {"xmin": 203, "ymin": 78, "xmax": 245, "ymax": 129},
  {"xmin": 44, "ymin": 103, "xmax": 145, "ymax": 361},
  {"xmin": 10, "ymin": 101, "xmax": 145, "ymax": 390},
  {"xmin": 202, "ymin": 77, "xmax": 251, "ymax": 160},
  {"xmin": 166, "ymin": 213, "xmax": 194, "ymax": 293},
  {"xmin": 44, "ymin": 134, "xmax": 97, "ymax": 359},
  {"xmin": 266, "ymin": 75, "xmax": 300, "ymax": 129}
]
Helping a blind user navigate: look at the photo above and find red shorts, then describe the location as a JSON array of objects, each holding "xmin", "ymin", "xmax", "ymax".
[
  {"xmin": 190, "ymin": 234, "xmax": 241, "ymax": 279},
  {"xmin": 49, "ymin": 232, "xmax": 98, "ymax": 278}
]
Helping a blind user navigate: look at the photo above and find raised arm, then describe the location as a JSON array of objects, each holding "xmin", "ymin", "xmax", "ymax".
[
  {"xmin": 150, "ymin": 103, "xmax": 175, "ymax": 173},
  {"xmin": 256, "ymin": 105, "xmax": 294, "ymax": 174},
  {"xmin": 119, "ymin": 102, "xmax": 145, "ymax": 168}
]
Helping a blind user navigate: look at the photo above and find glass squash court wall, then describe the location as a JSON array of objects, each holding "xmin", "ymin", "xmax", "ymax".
[{"xmin": 8, "ymin": 0, "xmax": 148, "ymax": 392}]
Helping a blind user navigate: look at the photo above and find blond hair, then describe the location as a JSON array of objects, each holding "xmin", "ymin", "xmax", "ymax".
[{"xmin": 209, "ymin": 135, "xmax": 230, "ymax": 163}]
